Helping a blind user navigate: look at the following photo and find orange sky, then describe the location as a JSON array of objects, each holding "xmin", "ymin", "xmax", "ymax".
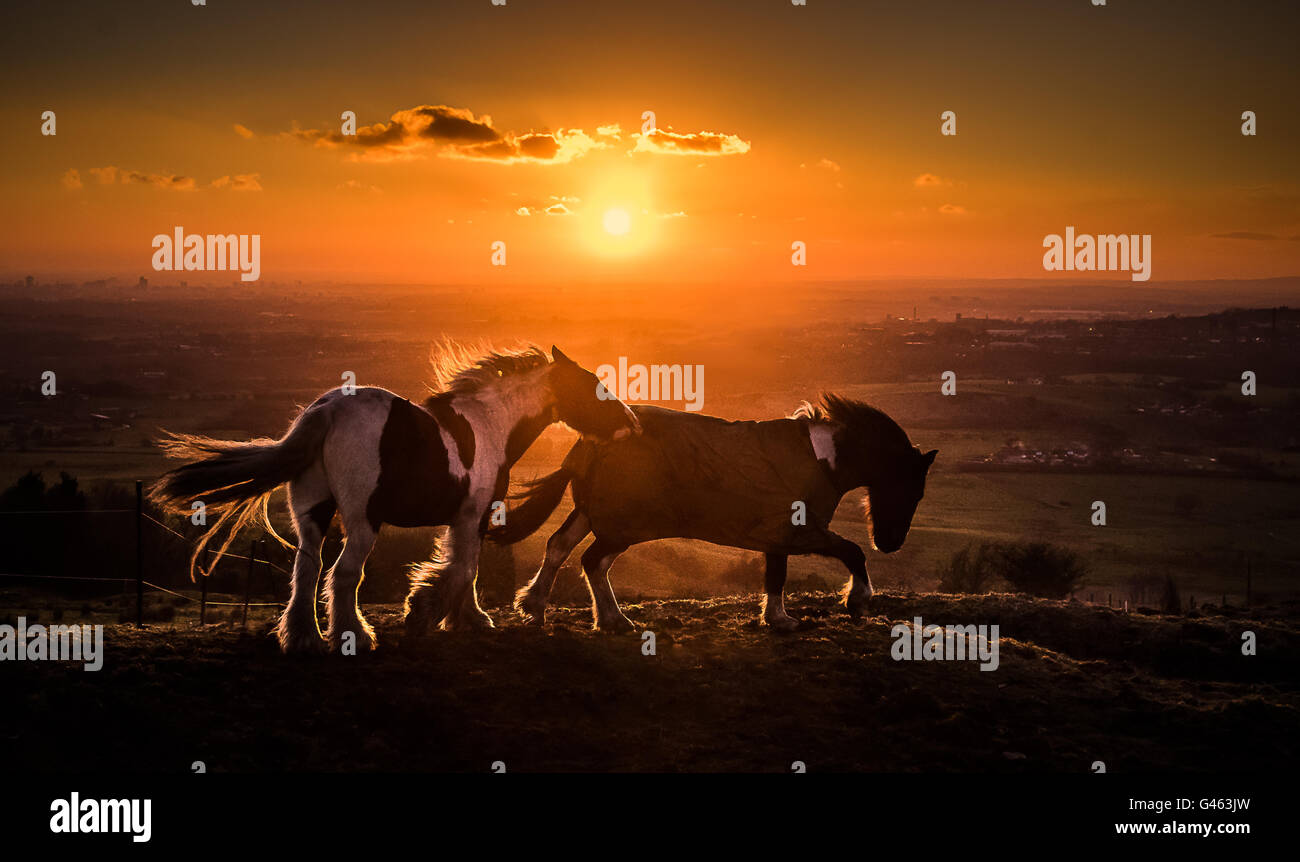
[{"xmin": 2, "ymin": 0, "xmax": 1298, "ymax": 284}]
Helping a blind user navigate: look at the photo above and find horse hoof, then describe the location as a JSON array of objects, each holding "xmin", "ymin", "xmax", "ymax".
[
  {"xmin": 516, "ymin": 598, "xmax": 547, "ymax": 626},
  {"xmin": 595, "ymin": 616, "xmax": 637, "ymax": 634},
  {"xmin": 281, "ymin": 633, "xmax": 328, "ymax": 655},
  {"xmin": 764, "ymin": 614, "xmax": 800, "ymax": 632},
  {"xmin": 407, "ymin": 620, "xmax": 434, "ymax": 641},
  {"xmin": 328, "ymin": 629, "xmax": 377, "ymax": 652},
  {"xmin": 451, "ymin": 611, "xmax": 495, "ymax": 631},
  {"xmin": 842, "ymin": 600, "xmax": 868, "ymax": 620}
]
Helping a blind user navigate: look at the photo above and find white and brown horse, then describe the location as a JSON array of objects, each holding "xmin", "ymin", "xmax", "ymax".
[
  {"xmin": 495, "ymin": 395, "xmax": 935, "ymax": 632},
  {"xmin": 149, "ymin": 345, "xmax": 639, "ymax": 653}
]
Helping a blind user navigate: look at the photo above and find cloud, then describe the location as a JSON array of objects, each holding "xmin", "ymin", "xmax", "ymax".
[
  {"xmin": 290, "ymin": 107, "xmax": 745, "ymax": 165},
  {"xmin": 70, "ymin": 165, "xmax": 242, "ymax": 192},
  {"xmin": 233, "ymin": 123, "xmax": 255, "ymax": 139},
  {"xmin": 816, "ymin": 158, "xmax": 841, "ymax": 172},
  {"xmin": 447, "ymin": 128, "xmax": 606, "ymax": 164},
  {"xmin": 210, "ymin": 173, "xmax": 263, "ymax": 191},
  {"xmin": 289, "ymin": 104, "xmax": 496, "ymax": 161},
  {"xmin": 659, "ymin": 211, "xmax": 687, "ymax": 219},
  {"xmin": 914, "ymin": 173, "xmax": 951, "ymax": 188},
  {"xmin": 289, "ymin": 104, "xmax": 613, "ymax": 165},
  {"xmin": 631, "ymin": 127, "xmax": 751, "ymax": 157},
  {"xmin": 516, "ymin": 195, "xmax": 579, "ymax": 216},
  {"xmin": 338, "ymin": 179, "xmax": 382, "ymax": 193},
  {"xmin": 88, "ymin": 166, "xmax": 195, "ymax": 190},
  {"xmin": 938, "ymin": 203, "xmax": 967, "ymax": 215},
  {"xmin": 121, "ymin": 170, "xmax": 196, "ymax": 190}
]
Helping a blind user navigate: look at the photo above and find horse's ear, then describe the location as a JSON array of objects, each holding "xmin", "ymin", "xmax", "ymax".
[
  {"xmin": 922, "ymin": 449, "xmax": 938, "ymax": 468},
  {"xmin": 551, "ymin": 345, "xmax": 573, "ymax": 365}
]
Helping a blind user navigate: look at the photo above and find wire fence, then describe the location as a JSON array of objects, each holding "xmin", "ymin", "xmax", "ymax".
[{"xmin": 0, "ymin": 480, "xmax": 294, "ymax": 627}]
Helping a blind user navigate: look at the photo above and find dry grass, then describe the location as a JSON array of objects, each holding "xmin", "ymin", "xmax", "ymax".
[{"xmin": 3, "ymin": 590, "xmax": 1295, "ymax": 772}]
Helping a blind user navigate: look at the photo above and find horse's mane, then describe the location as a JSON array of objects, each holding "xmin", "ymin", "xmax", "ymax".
[
  {"xmin": 791, "ymin": 393, "xmax": 912, "ymax": 450},
  {"xmin": 426, "ymin": 340, "xmax": 549, "ymax": 397}
]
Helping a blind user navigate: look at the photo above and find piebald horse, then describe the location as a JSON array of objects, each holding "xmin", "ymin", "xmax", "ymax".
[
  {"xmin": 149, "ymin": 345, "xmax": 639, "ymax": 652},
  {"xmin": 495, "ymin": 395, "xmax": 935, "ymax": 631}
]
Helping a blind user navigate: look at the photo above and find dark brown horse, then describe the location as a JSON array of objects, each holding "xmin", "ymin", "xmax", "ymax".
[{"xmin": 494, "ymin": 395, "xmax": 936, "ymax": 631}]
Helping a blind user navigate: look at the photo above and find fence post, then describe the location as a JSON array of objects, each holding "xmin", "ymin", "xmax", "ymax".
[
  {"xmin": 200, "ymin": 548, "xmax": 209, "ymax": 625},
  {"xmin": 242, "ymin": 539, "xmax": 257, "ymax": 628},
  {"xmin": 1246, "ymin": 554, "xmax": 1252, "ymax": 607},
  {"xmin": 135, "ymin": 480, "xmax": 144, "ymax": 628},
  {"xmin": 264, "ymin": 546, "xmax": 278, "ymax": 606}
]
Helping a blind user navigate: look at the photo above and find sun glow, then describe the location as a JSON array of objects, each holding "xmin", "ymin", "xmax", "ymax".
[
  {"xmin": 578, "ymin": 172, "xmax": 660, "ymax": 258},
  {"xmin": 602, "ymin": 208, "xmax": 632, "ymax": 236}
]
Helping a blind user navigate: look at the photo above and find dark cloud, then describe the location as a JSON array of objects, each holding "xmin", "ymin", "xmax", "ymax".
[
  {"xmin": 409, "ymin": 105, "xmax": 500, "ymax": 143},
  {"xmin": 290, "ymin": 104, "xmax": 605, "ymax": 164}
]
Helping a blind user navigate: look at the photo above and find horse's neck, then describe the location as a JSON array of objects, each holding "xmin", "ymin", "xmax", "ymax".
[
  {"xmin": 829, "ymin": 422, "xmax": 904, "ymax": 493},
  {"xmin": 455, "ymin": 380, "xmax": 555, "ymax": 459}
]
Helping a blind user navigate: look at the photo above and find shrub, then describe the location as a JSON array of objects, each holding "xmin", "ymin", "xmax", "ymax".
[
  {"xmin": 938, "ymin": 540, "xmax": 1089, "ymax": 598},
  {"xmin": 994, "ymin": 541, "xmax": 1089, "ymax": 598},
  {"xmin": 937, "ymin": 542, "xmax": 999, "ymax": 594}
]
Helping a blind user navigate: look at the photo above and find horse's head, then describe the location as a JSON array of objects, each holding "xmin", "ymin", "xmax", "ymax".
[
  {"xmin": 547, "ymin": 346, "xmax": 642, "ymax": 441},
  {"xmin": 863, "ymin": 445, "xmax": 937, "ymax": 553},
  {"xmin": 799, "ymin": 394, "xmax": 936, "ymax": 554}
]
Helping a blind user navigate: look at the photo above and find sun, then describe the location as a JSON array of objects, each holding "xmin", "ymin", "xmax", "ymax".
[{"xmin": 602, "ymin": 208, "xmax": 631, "ymax": 236}]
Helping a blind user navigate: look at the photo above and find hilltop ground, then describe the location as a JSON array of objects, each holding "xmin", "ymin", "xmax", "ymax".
[{"xmin": 3, "ymin": 589, "xmax": 1295, "ymax": 772}]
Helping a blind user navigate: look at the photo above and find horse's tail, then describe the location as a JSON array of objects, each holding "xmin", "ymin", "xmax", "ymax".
[
  {"xmin": 148, "ymin": 403, "xmax": 331, "ymax": 581},
  {"xmin": 487, "ymin": 467, "xmax": 573, "ymax": 545},
  {"xmin": 488, "ymin": 441, "xmax": 594, "ymax": 545}
]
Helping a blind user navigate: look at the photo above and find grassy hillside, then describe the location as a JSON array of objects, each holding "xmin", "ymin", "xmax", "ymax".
[{"xmin": 3, "ymin": 589, "xmax": 1294, "ymax": 772}]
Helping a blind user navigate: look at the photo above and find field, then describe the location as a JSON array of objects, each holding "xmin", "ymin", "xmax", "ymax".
[
  {"xmin": 2, "ymin": 283, "xmax": 1298, "ymax": 774},
  {"xmin": 3, "ymin": 588, "xmax": 1295, "ymax": 772}
]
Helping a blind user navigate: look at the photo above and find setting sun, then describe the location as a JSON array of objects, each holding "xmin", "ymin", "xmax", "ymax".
[{"xmin": 602, "ymin": 208, "xmax": 631, "ymax": 237}]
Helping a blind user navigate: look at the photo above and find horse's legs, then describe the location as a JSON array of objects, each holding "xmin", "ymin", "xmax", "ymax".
[
  {"xmin": 434, "ymin": 516, "xmax": 484, "ymax": 630},
  {"xmin": 452, "ymin": 548, "xmax": 495, "ymax": 630},
  {"xmin": 580, "ymin": 539, "xmax": 634, "ymax": 632},
  {"xmin": 761, "ymin": 553, "xmax": 799, "ymax": 631},
  {"xmin": 324, "ymin": 516, "xmax": 378, "ymax": 650},
  {"xmin": 515, "ymin": 509, "xmax": 590, "ymax": 626},
  {"xmin": 278, "ymin": 471, "xmax": 333, "ymax": 653},
  {"xmin": 813, "ymin": 531, "xmax": 873, "ymax": 618},
  {"xmin": 402, "ymin": 513, "xmax": 482, "ymax": 633}
]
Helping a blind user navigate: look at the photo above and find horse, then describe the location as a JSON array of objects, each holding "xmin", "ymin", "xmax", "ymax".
[
  {"xmin": 493, "ymin": 394, "xmax": 936, "ymax": 631},
  {"xmin": 148, "ymin": 344, "xmax": 640, "ymax": 653}
]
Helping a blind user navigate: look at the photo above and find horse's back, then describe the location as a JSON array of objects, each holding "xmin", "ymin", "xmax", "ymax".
[
  {"xmin": 315, "ymin": 386, "xmax": 468, "ymax": 529},
  {"xmin": 575, "ymin": 405, "xmax": 841, "ymax": 552}
]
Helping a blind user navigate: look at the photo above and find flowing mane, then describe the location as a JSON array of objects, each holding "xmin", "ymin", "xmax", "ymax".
[
  {"xmin": 791, "ymin": 394, "xmax": 913, "ymax": 451},
  {"xmin": 426, "ymin": 341, "xmax": 549, "ymax": 397}
]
